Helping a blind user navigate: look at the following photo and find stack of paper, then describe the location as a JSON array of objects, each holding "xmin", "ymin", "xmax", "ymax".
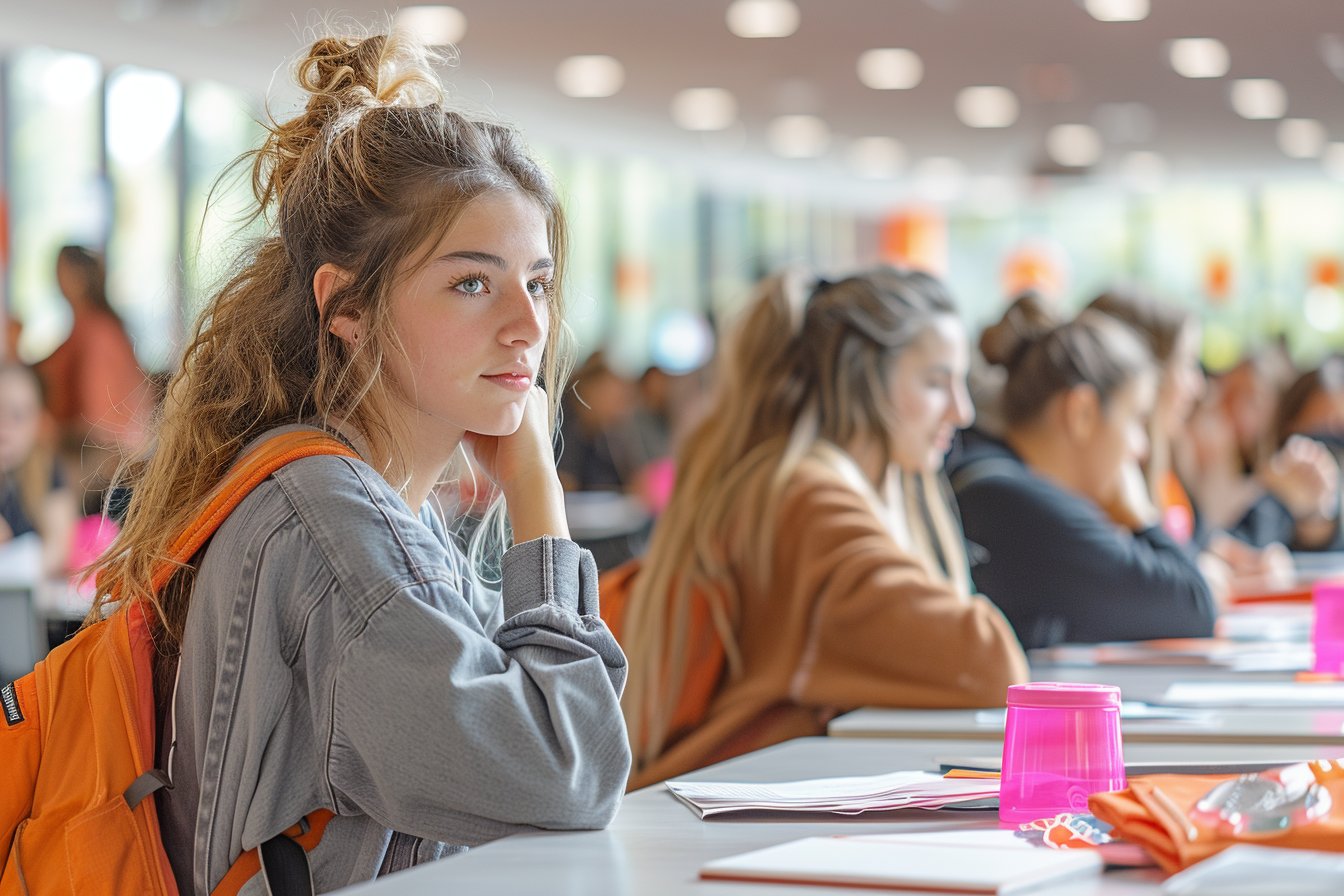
[{"xmin": 665, "ymin": 770, "xmax": 999, "ymax": 818}]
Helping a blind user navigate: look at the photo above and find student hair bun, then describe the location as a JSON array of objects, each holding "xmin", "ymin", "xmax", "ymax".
[
  {"xmin": 253, "ymin": 32, "xmax": 445, "ymax": 214},
  {"xmin": 979, "ymin": 292, "xmax": 1059, "ymax": 370}
]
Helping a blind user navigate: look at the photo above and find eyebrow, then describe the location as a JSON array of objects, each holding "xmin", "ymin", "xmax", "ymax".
[{"xmin": 436, "ymin": 250, "xmax": 554, "ymax": 272}]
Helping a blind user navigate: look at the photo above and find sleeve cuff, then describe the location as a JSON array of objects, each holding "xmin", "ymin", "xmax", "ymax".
[{"xmin": 500, "ymin": 535, "xmax": 600, "ymax": 619}]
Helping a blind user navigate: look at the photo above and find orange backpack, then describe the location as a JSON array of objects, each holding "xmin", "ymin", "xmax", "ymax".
[{"xmin": 0, "ymin": 429, "xmax": 357, "ymax": 896}]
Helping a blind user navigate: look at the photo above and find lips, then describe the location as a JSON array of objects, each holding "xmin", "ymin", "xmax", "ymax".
[{"xmin": 482, "ymin": 372, "xmax": 533, "ymax": 393}]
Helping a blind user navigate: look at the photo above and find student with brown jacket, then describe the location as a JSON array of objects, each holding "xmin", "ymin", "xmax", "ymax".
[{"xmin": 607, "ymin": 268, "xmax": 1028, "ymax": 790}]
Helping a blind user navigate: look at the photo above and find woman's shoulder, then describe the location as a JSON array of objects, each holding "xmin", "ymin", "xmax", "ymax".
[
  {"xmin": 219, "ymin": 447, "xmax": 457, "ymax": 597},
  {"xmin": 782, "ymin": 450, "xmax": 887, "ymax": 526}
]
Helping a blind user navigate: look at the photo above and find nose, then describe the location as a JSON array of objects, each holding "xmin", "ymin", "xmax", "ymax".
[{"xmin": 499, "ymin": 282, "xmax": 547, "ymax": 348}]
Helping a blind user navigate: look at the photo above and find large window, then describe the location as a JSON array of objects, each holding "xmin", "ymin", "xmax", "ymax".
[
  {"xmin": 105, "ymin": 65, "xmax": 182, "ymax": 371},
  {"xmin": 1261, "ymin": 183, "xmax": 1344, "ymax": 363},
  {"xmin": 6, "ymin": 48, "xmax": 103, "ymax": 363},
  {"xmin": 183, "ymin": 81, "xmax": 264, "ymax": 330}
]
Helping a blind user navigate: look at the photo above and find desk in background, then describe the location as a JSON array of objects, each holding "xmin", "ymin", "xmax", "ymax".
[{"xmin": 828, "ymin": 705, "xmax": 1344, "ymax": 745}]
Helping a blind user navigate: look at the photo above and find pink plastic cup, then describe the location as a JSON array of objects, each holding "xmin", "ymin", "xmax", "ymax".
[
  {"xmin": 998, "ymin": 682, "xmax": 1126, "ymax": 824},
  {"xmin": 1312, "ymin": 581, "xmax": 1344, "ymax": 675}
]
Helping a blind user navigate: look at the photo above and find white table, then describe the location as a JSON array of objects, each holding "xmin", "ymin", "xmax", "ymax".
[
  {"xmin": 828, "ymin": 706, "xmax": 1344, "ymax": 745},
  {"xmin": 333, "ymin": 736, "xmax": 1344, "ymax": 895},
  {"xmin": 1025, "ymin": 661, "xmax": 1300, "ymax": 704}
]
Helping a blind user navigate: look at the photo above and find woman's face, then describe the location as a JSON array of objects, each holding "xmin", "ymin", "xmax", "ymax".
[
  {"xmin": 1156, "ymin": 321, "xmax": 1204, "ymax": 433},
  {"xmin": 379, "ymin": 189, "xmax": 553, "ymax": 443},
  {"xmin": 885, "ymin": 314, "xmax": 974, "ymax": 473},
  {"xmin": 0, "ymin": 372, "xmax": 43, "ymax": 473},
  {"xmin": 1079, "ymin": 372, "xmax": 1156, "ymax": 505}
]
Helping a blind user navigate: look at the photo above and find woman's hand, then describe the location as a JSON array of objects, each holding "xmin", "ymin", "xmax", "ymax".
[
  {"xmin": 462, "ymin": 387, "xmax": 570, "ymax": 543},
  {"xmin": 1100, "ymin": 460, "xmax": 1161, "ymax": 532},
  {"xmin": 1206, "ymin": 534, "xmax": 1295, "ymax": 596},
  {"xmin": 1261, "ymin": 435, "xmax": 1339, "ymax": 520}
]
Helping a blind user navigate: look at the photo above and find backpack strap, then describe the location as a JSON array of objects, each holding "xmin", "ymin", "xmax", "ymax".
[
  {"xmin": 212, "ymin": 811, "xmax": 336, "ymax": 896},
  {"xmin": 948, "ymin": 456, "xmax": 1023, "ymax": 495},
  {"xmin": 149, "ymin": 429, "xmax": 360, "ymax": 595}
]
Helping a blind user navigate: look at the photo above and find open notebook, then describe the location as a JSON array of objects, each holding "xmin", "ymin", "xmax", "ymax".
[{"xmin": 701, "ymin": 831, "xmax": 1102, "ymax": 894}]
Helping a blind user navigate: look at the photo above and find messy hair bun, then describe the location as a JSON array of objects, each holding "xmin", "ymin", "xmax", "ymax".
[
  {"xmin": 253, "ymin": 32, "xmax": 446, "ymax": 214},
  {"xmin": 978, "ymin": 292, "xmax": 1059, "ymax": 371},
  {"xmin": 981, "ymin": 293, "xmax": 1153, "ymax": 428}
]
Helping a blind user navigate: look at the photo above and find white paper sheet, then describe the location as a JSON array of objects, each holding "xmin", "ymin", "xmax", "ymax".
[
  {"xmin": 1161, "ymin": 682, "xmax": 1344, "ymax": 708},
  {"xmin": 665, "ymin": 769, "xmax": 1000, "ymax": 818}
]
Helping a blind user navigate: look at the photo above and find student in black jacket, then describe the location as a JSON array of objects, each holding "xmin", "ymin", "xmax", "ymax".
[{"xmin": 950, "ymin": 295, "xmax": 1215, "ymax": 650}]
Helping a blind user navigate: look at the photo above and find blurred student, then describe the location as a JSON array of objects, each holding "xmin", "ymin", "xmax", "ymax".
[
  {"xmin": 1184, "ymin": 347, "xmax": 1296, "ymax": 529},
  {"xmin": 1086, "ymin": 290, "xmax": 1292, "ymax": 592},
  {"xmin": 1181, "ymin": 353, "xmax": 1342, "ymax": 553},
  {"xmin": 0, "ymin": 364, "xmax": 77, "ymax": 576},
  {"xmin": 91, "ymin": 33, "xmax": 628, "ymax": 894},
  {"xmin": 1234, "ymin": 356, "xmax": 1344, "ymax": 551},
  {"xmin": 34, "ymin": 245, "xmax": 153, "ymax": 455},
  {"xmin": 951, "ymin": 295, "xmax": 1215, "ymax": 650},
  {"xmin": 556, "ymin": 351, "xmax": 642, "ymax": 493},
  {"xmin": 609, "ymin": 267, "xmax": 1028, "ymax": 789}
]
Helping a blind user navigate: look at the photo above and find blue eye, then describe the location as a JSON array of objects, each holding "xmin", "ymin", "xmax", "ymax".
[
  {"xmin": 527, "ymin": 279, "xmax": 551, "ymax": 298},
  {"xmin": 456, "ymin": 277, "xmax": 486, "ymax": 295}
]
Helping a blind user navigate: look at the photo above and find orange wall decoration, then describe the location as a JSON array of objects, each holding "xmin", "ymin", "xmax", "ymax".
[
  {"xmin": 879, "ymin": 206, "xmax": 947, "ymax": 276},
  {"xmin": 1312, "ymin": 256, "xmax": 1342, "ymax": 289},
  {"xmin": 1000, "ymin": 240, "xmax": 1068, "ymax": 303},
  {"xmin": 1204, "ymin": 252, "xmax": 1232, "ymax": 305}
]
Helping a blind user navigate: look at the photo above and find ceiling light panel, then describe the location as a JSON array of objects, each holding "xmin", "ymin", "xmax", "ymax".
[
  {"xmin": 955, "ymin": 86, "xmax": 1019, "ymax": 128},
  {"xmin": 767, "ymin": 114, "xmax": 830, "ymax": 158},
  {"xmin": 671, "ymin": 88, "xmax": 737, "ymax": 131},
  {"xmin": 726, "ymin": 0, "xmax": 800, "ymax": 39},
  {"xmin": 1047, "ymin": 123, "xmax": 1103, "ymax": 167},
  {"xmin": 1084, "ymin": 0, "xmax": 1149, "ymax": 22},
  {"xmin": 1277, "ymin": 118, "xmax": 1327, "ymax": 158},
  {"xmin": 555, "ymin": 55, "xmax": 625, "ymax": 98},
  {"xmin": 1168, "ymin": 38, "xmax": 1230, "ymax": 78},
  {"xmin": 392, "ymin": 5, "xmax": 467, "ymax": 46},
  {"xmin": 857, "ymin": 48, "xmax": 924, "ymax": 90},
  {"xmin": 1230, "ymin": 78, "xmax": 1287, "ymax": 119}
]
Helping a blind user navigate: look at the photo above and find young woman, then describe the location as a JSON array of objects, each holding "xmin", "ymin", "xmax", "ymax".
[
  {"xmin": 612, "ymin": 267, "xmax": 1028, "ymax": 790},
  {"xmin": 951, "ymin": 295, "xmax": 1215, "ymax": 650},
  {"xmin": 35, "ymin": 245, "xmax": 153, "ymax": 453},
  {"xmin": 90, "ymin": 34, "xmax": 630, "ymax": 894},
  {"xmin": 0, "ymin": 363, "xmax": 77, "ymax": 576},
  {"xmin": 1086, "ymin": 290, "xmax": 1294, "ymax": 592}
]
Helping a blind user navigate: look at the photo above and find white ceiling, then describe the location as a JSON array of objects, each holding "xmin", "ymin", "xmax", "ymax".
[{"xmin": 5, "ymin": 0, "xmax": 1344, "ymax": 208}]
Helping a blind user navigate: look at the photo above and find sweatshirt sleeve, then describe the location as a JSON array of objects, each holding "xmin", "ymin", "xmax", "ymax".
[
  {"xmin": 957, "ymin": 474, "xmax": 1216, "ymax": 649},
  {"xmin": 1227, "ymin": 492, "xmax": 1344, "ymax": 552},
  {"xmin": 325, "ymin": 536, "xmax": 631, "ymax": 838},
  {"xmin": 779, "ymin": 476, "xmax": 1029, "ymax": 711}
]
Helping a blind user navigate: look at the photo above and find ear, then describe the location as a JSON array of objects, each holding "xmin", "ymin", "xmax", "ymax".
[
  {"xmin": 1061, "ymin": 383, "xmax": 1102, "ymax": 444},
  {"xmin": 313, "ymin": 263, "xmax": 361, "ymax": 345}
]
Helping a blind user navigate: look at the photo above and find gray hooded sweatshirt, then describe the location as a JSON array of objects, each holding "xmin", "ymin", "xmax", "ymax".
[{"xmin": 157, "ymin": 432, "xmax": 631, "ymax": 894}]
